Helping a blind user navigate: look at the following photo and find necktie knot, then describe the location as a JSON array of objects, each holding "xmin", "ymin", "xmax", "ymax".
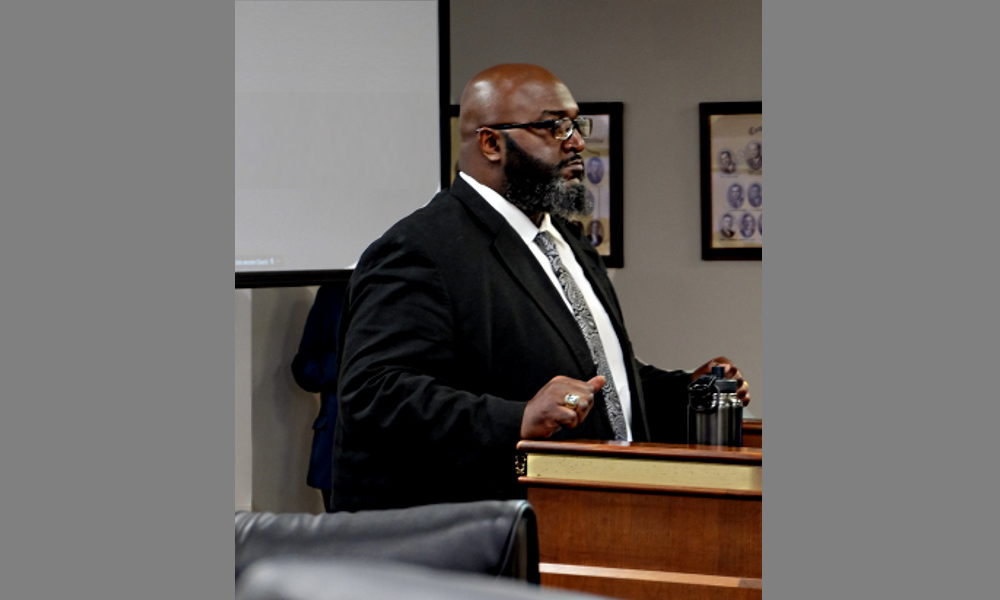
[{"xmin": 534, "ymin": 230, "xmax": 558, "ymax": 258}]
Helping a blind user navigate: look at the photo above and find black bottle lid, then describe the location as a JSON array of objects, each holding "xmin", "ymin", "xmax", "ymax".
[
  {"xmin": 711, "ymin": 365, "xmax": 739, "ymax": 392},
  {"xmin": 716, "ymin": 378, "xmax": 739, "ymax": 393}
]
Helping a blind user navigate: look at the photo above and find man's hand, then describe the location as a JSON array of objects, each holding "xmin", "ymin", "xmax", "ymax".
[
  {"xmin": 692, "ymin": 356, "xmax": 751, "ymax": 406},
  {"xmin": 520, "ymin": 375, "xmax": 605, "ymax": 439}
]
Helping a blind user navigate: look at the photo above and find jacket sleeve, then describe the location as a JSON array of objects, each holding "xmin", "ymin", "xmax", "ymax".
[
  {"xmin": 636, "ymin": 360, "xmax": 693, "ymax": 444},
  {"xmin": 336, "ymin": 233, "xmax": 526, "ymax": 462}
]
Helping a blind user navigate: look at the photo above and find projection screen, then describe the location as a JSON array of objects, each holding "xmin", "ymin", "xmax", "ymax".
[{"xmin": 236, "ymin": 0, "xmax": 448, "ymax": 287}]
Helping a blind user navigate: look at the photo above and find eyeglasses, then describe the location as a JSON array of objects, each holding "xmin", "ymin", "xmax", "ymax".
[{"xmin": 476, "ymin": 116, "xmax": 592, "ymax": 141}]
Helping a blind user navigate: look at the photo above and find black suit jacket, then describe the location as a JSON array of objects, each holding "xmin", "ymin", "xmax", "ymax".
[
  {"xmin": 291, "ymin": 283, "xmax": 348, "ymax": 492},
  {"xmin": 332, "ymin": 176, "xmax": 689, "ymax": 511}
]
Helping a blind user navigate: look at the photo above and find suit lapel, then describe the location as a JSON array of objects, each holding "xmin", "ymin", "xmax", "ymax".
[{"xmin": 449, "ymin": 178, "xmax": 596, "ymax": 376}]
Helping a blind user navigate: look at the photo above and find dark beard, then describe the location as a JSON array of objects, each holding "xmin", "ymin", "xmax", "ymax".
[{"xmin": 500, "ymin": 134, "xmax": 591, "ymax": 220}]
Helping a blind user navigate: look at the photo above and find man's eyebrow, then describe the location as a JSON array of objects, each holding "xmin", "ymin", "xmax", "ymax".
[{"xmin": 540, "ymin": 109, "xmax": 571, "ymax": 119}]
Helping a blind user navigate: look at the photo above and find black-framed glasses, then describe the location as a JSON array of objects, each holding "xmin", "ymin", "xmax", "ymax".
[{"xmin": 477, "ymin": 116, "xmax": 592, "ymax": 141}]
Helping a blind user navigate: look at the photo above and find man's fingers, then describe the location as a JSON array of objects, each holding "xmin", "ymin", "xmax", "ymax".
[
  {"xmin": 521, "ymin": 375, "xmax": 603, "ymax": 438},
  {"xmin": 554, "ymin": 406, "xmax": 581, "ymax": 429},
  {"xmin": 737, "ymin": 379, "xmax": 751, "ymax": 406},
  {"xmin": 559, "ymin": 377, "xmax": 602, "ymax": 427}
]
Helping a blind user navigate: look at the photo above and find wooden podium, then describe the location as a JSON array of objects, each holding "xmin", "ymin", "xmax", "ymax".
[{"xmin": 516, "ymin": 438, "xmax": 761, "ymax": 600}]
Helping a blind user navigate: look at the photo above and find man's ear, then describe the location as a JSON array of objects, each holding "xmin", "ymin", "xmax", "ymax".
[{"xmin": 478, "ymin": 128, "xmax": 503, "ymax": 164}]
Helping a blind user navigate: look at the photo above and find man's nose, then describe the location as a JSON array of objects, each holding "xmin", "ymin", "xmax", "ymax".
[{"xmin": 563, "ymin": 128, "xmax": 586, "ymax": 153}]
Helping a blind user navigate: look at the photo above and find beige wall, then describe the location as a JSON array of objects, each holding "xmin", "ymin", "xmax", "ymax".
[
  {"xmin": 237, "ymin": 287, "xmax": 326, "ymax": 514},
  {"xmin": 235, "ymin": 289, "xmax": 253, "ymax": 511},
  {"xmin": 450, "ymin": 0, "xmax": 762, "ymax": 417},
  {"xmin": 237, "ymin": 0, "xmax": 762, "ymax": 513}
]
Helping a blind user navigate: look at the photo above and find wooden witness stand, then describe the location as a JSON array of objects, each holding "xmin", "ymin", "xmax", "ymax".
[{"xmin": 516, "ymin": 420, "xmax": 762, "ymax": 600}]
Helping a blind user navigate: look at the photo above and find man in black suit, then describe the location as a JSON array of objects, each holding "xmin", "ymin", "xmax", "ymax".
[
  {"xmin": 745, "ymin": 141, "xmax": 762, "ymax": 171},
  {"xmin": 291, "ymin": 282, "xmax": 348, "ymax": 512},
  {"xmin": 331, "ymin": 64, "xmax": 750, "ymax": 511},
  {"xmin": 720, "ymin": 213, "xmax": 736, "ymax": 239}
]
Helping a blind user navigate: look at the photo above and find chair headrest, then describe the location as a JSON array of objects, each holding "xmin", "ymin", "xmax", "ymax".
[{"xmin": 235, "ymin": 499, "xmax": 538, "ymax": 582}]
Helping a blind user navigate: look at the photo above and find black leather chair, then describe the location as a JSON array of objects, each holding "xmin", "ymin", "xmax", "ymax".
[
  {"xmin": 235, "ymin": 499, "xmax": 539, "ymax": 583},
  {"xmin": 237, "ymin": 558, "xmax": 614, "ymax": 600}
]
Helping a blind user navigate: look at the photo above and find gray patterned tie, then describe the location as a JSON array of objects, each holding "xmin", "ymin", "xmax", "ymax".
[{"xmin": 534, "ymin": 231, "xmax": 627, "ymax": 440}]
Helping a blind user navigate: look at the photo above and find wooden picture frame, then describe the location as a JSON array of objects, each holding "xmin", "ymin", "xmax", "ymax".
[
  {"xmin": 699, "ymin": 101, "xmax": 762, "ymax": 260},
  {"xmin": 450, "ymin": 102, "xmax": 624, "ymax": 268}
]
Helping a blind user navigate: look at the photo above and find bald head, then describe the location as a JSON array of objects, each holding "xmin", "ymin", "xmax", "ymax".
[
  {"xmin": 458, "ymin": 64, "xmax": 572, "ymax": 135},
  {"xmin": 457, "ymin": 64, "xmax": 580, "ymax": 189}
]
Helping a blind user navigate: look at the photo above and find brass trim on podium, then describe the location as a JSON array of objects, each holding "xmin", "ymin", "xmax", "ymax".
[{"xmin": 526, "ymin": 453, "xmax": 761, "ymax": 492}]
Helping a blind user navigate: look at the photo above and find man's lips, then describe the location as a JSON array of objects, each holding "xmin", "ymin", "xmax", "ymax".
[{"xmin": 560, "ymin": 156, "xmax": 585, "ymax": 178}]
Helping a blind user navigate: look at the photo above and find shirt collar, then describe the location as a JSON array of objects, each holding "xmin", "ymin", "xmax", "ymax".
[
  {"xmin": 459, "ymin": 171, "xmax": 548, "ymax": 246},
  {"xmin": 536, "ymin": 213, "xmax": 569, "ymax": 250}
]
